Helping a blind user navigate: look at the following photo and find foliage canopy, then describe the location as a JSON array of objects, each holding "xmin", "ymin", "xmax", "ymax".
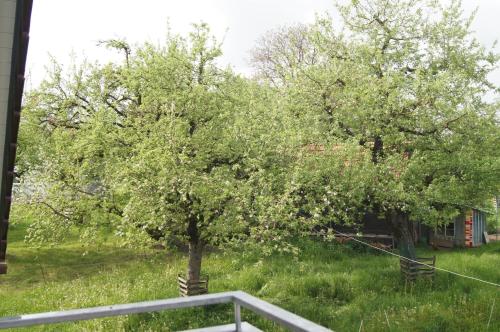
[{"xmin": 17, "ymin": 1, "xmax": 500, "ymax": 272}]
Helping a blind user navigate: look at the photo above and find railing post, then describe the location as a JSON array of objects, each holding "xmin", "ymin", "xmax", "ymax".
[{"xmin": 234, "ymin": 302, "xmax": 242, "ymax": 332}]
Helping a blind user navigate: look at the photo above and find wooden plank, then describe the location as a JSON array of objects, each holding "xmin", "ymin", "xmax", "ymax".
[
  {"xmin": 179, "ymin": 281, "xmax": 208, "ymax": 288},
  {"xmin": 180, "ymin": 289, "xmax": 208, "ymax": 297},
  {"xmin": 179, "ymin": 275, "xmax": 209, "ymax": 297},
  {"xmin": 335, "ymin": 233, "xmax": 393, "ymax": 239},
  {"xmin": 180, "ymin": 287, "xmax": 207, "ymax": 291},
  {"xmin": 484, "ymin": 231, "xmax": 490, "ymax": 244}
]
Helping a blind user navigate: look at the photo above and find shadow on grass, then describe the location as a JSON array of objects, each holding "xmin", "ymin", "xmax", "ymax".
[{"xmin": 3, "ymin": 246, "xmax": 170, "ymax": 289}]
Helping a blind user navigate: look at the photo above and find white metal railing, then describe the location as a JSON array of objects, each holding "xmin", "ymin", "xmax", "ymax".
[{"xmin": 0, "ymin": 291, "xmax": 333, "ymax": 332}]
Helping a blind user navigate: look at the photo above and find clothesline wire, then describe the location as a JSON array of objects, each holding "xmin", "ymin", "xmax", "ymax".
[{"xmin": 328, "ymin": 229, "xmax": 500, "ymax": 288}]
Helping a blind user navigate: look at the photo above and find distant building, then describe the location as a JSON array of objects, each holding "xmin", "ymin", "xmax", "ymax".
[
  {"xmin": 430, "ymin": 209, "xmax": 489, "ymax": 248},
  {"xmin": 332, "ymin": 208, "xmax": 491, "ymax": 249}
]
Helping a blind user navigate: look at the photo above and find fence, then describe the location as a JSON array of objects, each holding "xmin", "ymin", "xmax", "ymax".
[{"xmin": 0, "ymin": 291, "xmax": 332, "ymax": 332}]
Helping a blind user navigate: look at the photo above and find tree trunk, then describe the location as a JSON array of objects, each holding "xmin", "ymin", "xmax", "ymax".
[
  {"xmin": 186, "ymin": 216, "xmax": 203, "ymax": 282},
  {"xmin": 187, "ymin": 239, "xmax": 203, "ymax": 282},
  {"xmin": 390, "ymin": 210, "xmax": 416, "ymax": 259}
]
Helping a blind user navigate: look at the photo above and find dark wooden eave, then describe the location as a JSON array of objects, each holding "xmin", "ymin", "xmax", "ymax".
[{"xmin": 0, "ymin": 0, "xmax": 33, "ymax": 274}]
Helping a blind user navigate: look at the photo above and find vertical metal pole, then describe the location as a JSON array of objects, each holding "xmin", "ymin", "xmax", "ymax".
[{"xmin": 234, "ymin": 302, "xmax": 242, "ymax": 332}]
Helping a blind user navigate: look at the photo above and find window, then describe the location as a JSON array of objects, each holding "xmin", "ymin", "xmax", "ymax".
[{"xmin": 436, "ymin": 223, "xmax": 455, "ymax": 237}]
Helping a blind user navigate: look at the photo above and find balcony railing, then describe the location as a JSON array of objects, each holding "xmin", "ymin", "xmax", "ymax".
[{"xmin": 0, "ymin": 291, "xmax": 333, "ymax": 332}]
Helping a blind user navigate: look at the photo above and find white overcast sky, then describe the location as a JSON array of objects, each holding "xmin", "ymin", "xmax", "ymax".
[{"xmin": 26, "ymin": 0, "xmax": 499, "ymax": 90}]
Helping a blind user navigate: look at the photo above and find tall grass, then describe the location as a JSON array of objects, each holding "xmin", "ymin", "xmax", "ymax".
[{"xmin": 1, "ymin": 216, "xmax": 499, "ymax": 331}]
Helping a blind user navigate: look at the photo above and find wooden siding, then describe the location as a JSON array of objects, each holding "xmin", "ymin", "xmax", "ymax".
[
  {"xmin": 472, "ymin": 209, "xmax": 487, "ymax": 246},
  {"xmin": 0, "ymin": 0, "xmax": 16, "ymax": 181},
  {"xmin": 0, "ymin": 0, "xmax": 33, "ymax": 274},
  {"xmin": 333, "ymin": 212, "xmax": 394, "ymax": 235},
  {"xmin": 453, "ymin": 214, "xmax": 466, "ymax": 247},
  {"xmin": 431, "ymin": 209, "xmax": 487, "ymax": 248}
]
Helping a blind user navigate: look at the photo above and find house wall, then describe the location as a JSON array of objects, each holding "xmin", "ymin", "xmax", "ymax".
[
  {"xmin": 0, "ymin": 0, "xmax": 16, "ymax": 274},
  {"xmin": 430, "ymin": 212, "xmax": 473, "ymax": 248},
  {"xmin": 429, "ymin": 235, "xmax": 454, "ymax": 248},
  {"xmin": 332, "ymin": 209, "xmax": 487, "ymax": 248},
  {"xmin": 332, "ymin": 212, "xmax": 421, "ymax": 249},
  {"xmin": 0, "ymin": 0, "xmax": 16, "ymax": 183},
  {"xmin": 332, "ymin": 212, "xmax": 394, "ymax": 235},
  {"xmin": 440, "ymin": 209, "xmax": 486, "ymax": 247},
  {"xmin": 0, "ymin": 0, "xmax": 33, "ymax": 274},
  {"xmin": 472, "ymin": 209, "xmax": 486, "ymax": 246},
  {"xmin": 453, "ymin": 214, "xmax": 466, "ymax": 247}
]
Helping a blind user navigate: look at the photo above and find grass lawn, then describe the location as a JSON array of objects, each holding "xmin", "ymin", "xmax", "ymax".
[{"xmin": 1, "ymin": 215, "xmax": 499, "ymax": 331}]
